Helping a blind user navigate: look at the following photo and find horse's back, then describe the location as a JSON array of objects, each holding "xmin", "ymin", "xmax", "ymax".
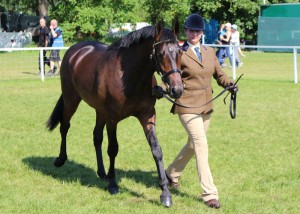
[
  {"xmin": 62, "ymin": 41, "xmax": 107, "ymax": 72},
  {"xmin": 60, "ymin": 41, "xmax": 108, "ymax": 107}
]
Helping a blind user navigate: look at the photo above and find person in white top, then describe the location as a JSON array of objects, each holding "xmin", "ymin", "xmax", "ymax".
[{"xmin": 230, "ymin": 24, "xmax": 244, "ymax": 68}]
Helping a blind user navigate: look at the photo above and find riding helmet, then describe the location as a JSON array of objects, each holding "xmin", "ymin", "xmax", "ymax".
[{"xmin": 184, "ymin": 14, "xmax": 205, "ymax": 31}]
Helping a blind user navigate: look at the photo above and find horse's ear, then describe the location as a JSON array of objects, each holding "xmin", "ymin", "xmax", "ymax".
[
  {"xmin": 155, "ymin": 22, "xmax": 163, "ymax": 41},
  {"xmin": 172, "ymin": 18, "xmax": 180, "ymax": 37}
]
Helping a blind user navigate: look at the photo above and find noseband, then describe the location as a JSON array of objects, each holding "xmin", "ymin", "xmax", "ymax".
[{"xmin": 150, "ymin": 39, "xmax": 182, "ymax": 83}]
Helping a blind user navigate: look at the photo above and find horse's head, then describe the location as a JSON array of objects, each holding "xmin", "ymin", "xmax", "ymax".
[{"xmin": 151, "ymin": 23, "xmax": 184, "ymax": 99}]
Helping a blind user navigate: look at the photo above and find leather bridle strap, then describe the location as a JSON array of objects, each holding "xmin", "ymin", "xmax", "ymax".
[
  {"xmin": 162, "ymin": 84, "xmax": 230, "ymax": 108},
  {"xmin": 160, "ymin": 68, "xmax": 182, "ymax": 82},
  {"xmin": 151, "ymin": 39, "xmax": 182, "ymax": 83}
]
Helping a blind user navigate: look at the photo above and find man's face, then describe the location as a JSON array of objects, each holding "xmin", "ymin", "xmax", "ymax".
[
  {"xmin": 185, "ymin": 29, "xmax": 203, "ymax": 45},
  {"xmin": 39, "ymin": 19, "xmax": 46, "ymax": 27}
]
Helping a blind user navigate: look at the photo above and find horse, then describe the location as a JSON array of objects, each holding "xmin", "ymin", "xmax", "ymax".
[{"xmin": 46, "ymin": 23, "xmax": 184, "ymax": 207}]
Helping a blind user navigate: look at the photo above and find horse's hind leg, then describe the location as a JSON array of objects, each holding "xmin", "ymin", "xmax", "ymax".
[
  {"xmin": 54, "ymin": 95, "xmax": 81, "ymax": 167},
  {"xmin": 94, "ymin": 111, "xmax": 106, "ymax": 179}
]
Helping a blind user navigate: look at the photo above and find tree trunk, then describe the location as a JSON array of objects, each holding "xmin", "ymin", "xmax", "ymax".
[{"xmin": 38, "ymin": 0, "xmax": 48, "ymax": 17}]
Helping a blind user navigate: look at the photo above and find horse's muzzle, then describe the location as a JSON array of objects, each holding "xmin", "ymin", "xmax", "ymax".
[{"xmin": 169, "ymin": 84, "xmax": 184, "ymax": 99}]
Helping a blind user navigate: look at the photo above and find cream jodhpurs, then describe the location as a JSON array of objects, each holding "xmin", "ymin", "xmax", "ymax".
[{"xmin": 166, "ymin": 113, "xmax": 218, "ymax": 201}]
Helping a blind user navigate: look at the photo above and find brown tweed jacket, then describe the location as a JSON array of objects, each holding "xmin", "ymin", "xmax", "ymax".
[{"xmin": 171, "ymin": 42, "xmax": 234, "ymax": 114}]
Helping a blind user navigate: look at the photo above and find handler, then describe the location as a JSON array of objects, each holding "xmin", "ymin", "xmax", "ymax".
[{"xmin": 164, "ymin": 14, "xmax": 237, "ymax": 209}]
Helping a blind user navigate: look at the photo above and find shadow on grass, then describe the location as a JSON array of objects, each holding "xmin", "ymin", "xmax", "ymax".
[
  {"xmin": 22, "ymin": 156, "xmax": 196, "ymax": 205},
  {"xmin": 22, "ymin": 71, "xmax": 39, "ymax": 76}
]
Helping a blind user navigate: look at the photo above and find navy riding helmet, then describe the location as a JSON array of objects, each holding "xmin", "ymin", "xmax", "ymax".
[{"xmin": 184, "ymin": 14, "xmax": 205, "ymax": 31}]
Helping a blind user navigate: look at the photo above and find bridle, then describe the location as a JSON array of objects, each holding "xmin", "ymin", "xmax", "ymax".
[{"xmin": 150, "ymin": 39, "xmax": 182, "ymax": 85}]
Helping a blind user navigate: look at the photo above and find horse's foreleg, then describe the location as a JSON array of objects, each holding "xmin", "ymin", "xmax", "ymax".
[
  {"xmin": 106, "ymin": 122, "xmax": 119, "ymax": 194},
  {"xmin": 94, "ymin": 112, "xmax": 106, "ymax": 179},
  {"xmin": 139, "ymin": 113, "xmax": 172, "ymax": 207}
]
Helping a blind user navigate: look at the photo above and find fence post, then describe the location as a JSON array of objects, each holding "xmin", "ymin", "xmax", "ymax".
[
  {"xmin": 39, "ymin": 49, "xmax": 45, "ymax": 81},
  {"xmin": 232, "ymin": 44, "xmax": 236, "ymax": 80},
  {"xmin": 293, "ymin": 47, "xmax": 298, "ymax": 84}
]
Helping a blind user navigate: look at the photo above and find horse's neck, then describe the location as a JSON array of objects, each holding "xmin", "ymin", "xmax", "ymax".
[
  {"xmin": 121, "ymin": 41, "xmax": 154, "ymax": 94},
  {"xmin": 123, "ymin": 41, "xmax": 154, "ymax": 78}
]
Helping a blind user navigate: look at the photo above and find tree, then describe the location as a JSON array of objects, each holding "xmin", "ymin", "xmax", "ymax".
[
  {"xmin": 37, "ymin": 0, "xmax": 48, "ymax": 17},
  {"xmin": 190, "ymin": 0, "xmax": 260, "ymax": 43},
  {"xmin": 49, "ymin": 0, "xmax": 143, "ymax": 42},
  {"xmin": 2, "ymin": 0, "xmax": 300, "ymax": 43}
]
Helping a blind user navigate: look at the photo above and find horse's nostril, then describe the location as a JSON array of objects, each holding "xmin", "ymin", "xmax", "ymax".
[{"xmin": 171, "ymin": 86, "xmax": 183, "ymax": 99}]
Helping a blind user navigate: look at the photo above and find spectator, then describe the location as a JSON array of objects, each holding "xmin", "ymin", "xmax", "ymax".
[
  {"xmin": 46, "ymin": 19, "xmax": 64, "ymax": 77},
  {"xmin": 37, "ymin": 17, "xmax": 52, "ymax": 74},
  {"xmin": 214, "ymin": 23, "xmax": 225, "ymax": 45},
  {"xmin": 231, "ymin": 24, "xmax": 243, "ymax": 68},
  {"xmin": 217, "ymin": 22, "xmax": 233, "ymax": 68},
  {"xmin": 164, "ymin": 14, "xmax": 236, "ymax": 209}
]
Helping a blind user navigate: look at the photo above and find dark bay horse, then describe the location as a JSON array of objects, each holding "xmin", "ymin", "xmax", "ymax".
[{"xmin": 46, "ymin": 24, "xmax": 184, "ymax": 207}]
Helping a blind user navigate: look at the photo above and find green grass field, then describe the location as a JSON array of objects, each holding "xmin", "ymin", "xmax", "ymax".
[{"xmin": 0, "ymin": 51, "xmax": 299, "ymax": 213}]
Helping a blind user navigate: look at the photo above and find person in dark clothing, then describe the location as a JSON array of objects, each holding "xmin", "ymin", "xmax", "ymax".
[{"xmin": 37, "ymin": 17, "xmax": 55, "ymax": 74}]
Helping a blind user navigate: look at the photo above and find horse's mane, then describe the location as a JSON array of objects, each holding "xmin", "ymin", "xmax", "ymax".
[{"xmin": 108, "ymin": 25, "xmax": 177, "ymax": 50}]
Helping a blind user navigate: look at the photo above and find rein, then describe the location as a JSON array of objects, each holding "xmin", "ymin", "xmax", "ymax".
[{"xmin": 162, "ymin": 74, "xmax": 244, "ymax": 119}]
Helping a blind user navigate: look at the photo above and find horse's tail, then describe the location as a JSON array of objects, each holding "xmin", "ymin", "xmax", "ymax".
[{"xmin": 46, "ymin": 95, "xmax": 64, "ymax": 131}]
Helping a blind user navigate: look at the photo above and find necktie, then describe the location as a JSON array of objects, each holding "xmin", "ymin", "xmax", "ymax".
[{"xmin": 194, "ymin": 47, "xmax": 202, "ymax": 62}]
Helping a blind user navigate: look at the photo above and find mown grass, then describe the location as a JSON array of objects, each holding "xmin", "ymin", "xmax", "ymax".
[{"xmin": 0, "ymin": 51, "xmax": 299, "ymax": 213}]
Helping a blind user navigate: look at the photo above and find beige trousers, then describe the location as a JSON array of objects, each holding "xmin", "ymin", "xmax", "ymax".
[{"xmin": 166, "ymin": 113, "xmax": 218, "ymax": 201}]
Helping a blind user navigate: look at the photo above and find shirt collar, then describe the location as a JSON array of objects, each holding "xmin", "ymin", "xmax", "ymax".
[{"xmin": 187, "ymin": 41, "xmax": 201, "ymax": 52}]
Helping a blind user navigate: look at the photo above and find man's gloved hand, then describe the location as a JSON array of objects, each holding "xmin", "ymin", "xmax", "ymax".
[
  {"xmin": 152, "ymin": 86, "xmax": 164, "ymax": 99},
  {"xmin": 228, "ymin": 82, "xmax": 238, "ymax": 93}
]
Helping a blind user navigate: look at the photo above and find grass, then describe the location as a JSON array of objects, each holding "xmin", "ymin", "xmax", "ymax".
[{"xmin": 0, "ymin": 51, "xmax": 300, "ymax": 213}]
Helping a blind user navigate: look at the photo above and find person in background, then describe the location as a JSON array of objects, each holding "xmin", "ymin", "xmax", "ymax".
[
  {"xmin": 37, "ymin": 17, "xmax": 52, "ymax": 75},
  {"xmin": 217, "ymin": 22, "xmax": 233, "ymax": 68},
  {"xmin": 46, "ymin": 19, "xmax": 64, "ymax": 77},
  {"xmin": 214, "ymin": 23, "xmax": 226, "ymax": 45},
  {"xmin": 215, "ymin": 24, "xmax": 226, "ymax": 66},
  {"xmin": 231, "ymin": 24, "xmax": 243, "ymax": 68},
  {"xmin": 163, "ymin": 14, "xmax": 237, "ymax": 209}
]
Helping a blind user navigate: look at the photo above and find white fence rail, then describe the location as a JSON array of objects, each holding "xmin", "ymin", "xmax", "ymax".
[
  {"xmin": 0, "ymin": 45, "xmax": 299, "ymax": 83},
  {"xmin": 204, "ymin": 44, "xmax": 300, "ymax": 84}
]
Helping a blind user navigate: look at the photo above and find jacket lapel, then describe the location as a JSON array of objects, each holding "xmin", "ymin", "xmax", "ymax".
[{"xmin": 182, "ymin": 41, "xmax": 203, "ymax": 66}]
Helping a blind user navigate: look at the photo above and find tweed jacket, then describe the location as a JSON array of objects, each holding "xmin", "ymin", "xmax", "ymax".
[{"xmin": 171, "ymin": 42, "xmax": 234, "ymax": 114}]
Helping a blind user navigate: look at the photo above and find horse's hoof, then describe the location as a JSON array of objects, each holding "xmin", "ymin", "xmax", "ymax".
[
  {"xmin": 53, "ymin": 156, "xmax": 67, "ymax": 167},
  {"xmin": 160, "ymin": 195, "xmax": 172, "ymax": 207},
  {"xmin": 108, "ymin": 187, "xmax": 119, "ymax": 195}
]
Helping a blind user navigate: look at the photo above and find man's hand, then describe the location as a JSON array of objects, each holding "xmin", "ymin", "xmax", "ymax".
[
  {"xmin": 152, "ymin": 86, "xmax": 164, "ymax": 99},
  {"xmin": 228, "ymin": 82, "xmax": 238, "ymax": 93}
]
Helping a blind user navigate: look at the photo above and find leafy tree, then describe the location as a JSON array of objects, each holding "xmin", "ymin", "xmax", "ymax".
[
  {"xmin": 190, "ymin": 0, "xmax": 260, "ymax": 43},
  {"xmin": 143, "ymin": 0, "xmax": 190, "ymax": 26},
  {"xmin": 1, "ymin": 0, "xmax": 300, "ymax": 43},
  {"xmin": 49, "ymin": 0, "xmax": 143, "ymax": 42}
]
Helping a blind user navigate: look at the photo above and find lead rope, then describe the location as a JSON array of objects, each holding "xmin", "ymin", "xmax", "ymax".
[
  {"xmin": 161, "ymin": 74, "xmax": 244, "ymax": 119},
  {"xmin": 223, "ymin": 74, "xmax": 243, "ymax": 119}
]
